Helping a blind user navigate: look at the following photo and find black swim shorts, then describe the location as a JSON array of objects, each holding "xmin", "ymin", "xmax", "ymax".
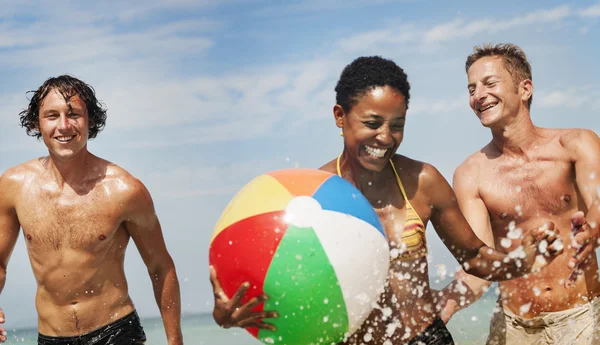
[
  {"xmin": 37, "ymin": 310, "xmax": 147, "ymax": 345},
  {"xmin": 408, "ymin": 317, "xmax": 455, "ymax": 345}
]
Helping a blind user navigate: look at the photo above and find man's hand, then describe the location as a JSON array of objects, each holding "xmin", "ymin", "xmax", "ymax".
[
  {"xmin": 432, "ymin": 277, "xmax": 479, "ymax": 325},
  {"xmin": 0, "ymin": 307, "xmax": 7, "ymax": 343},
  {"xmin": 433, "ymin": 295, "xmax": 459, "ymax": 325},
  {"xmin": 522, "ymin": 222, "xmax": 564, "ymax": 273},
  {"xmin": 566, "ymin": 211, "xmax": 598, "ymax": 288},
  {"xmin": 210, "ymin": 266, "xmax": 278, "ymax": 331}
]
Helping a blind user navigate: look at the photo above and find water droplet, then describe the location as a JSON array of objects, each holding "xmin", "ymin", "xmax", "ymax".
[
  {"xmin": 515, "ymin": 205, "xmax": 523, "ymax": 216},
  {"xmin": 382, "ymin": 307, "xmax": 392, "ymax": 317},
  {"xmin": 554, "ymin": 239, "xmax": 564, "ymax": 252},
  {"xmin": 507, "ymin": 225, "xmax": 523, "ymax": 240},
  {"xmin": 519, "ymin": 302, "xmax": 532, "ymax": 315},
  {"xmin": 538, "ymin": 240, "xmax": 548, "ymax": 254},
  {"xmin": 436, "ymin": 264, "xmax": 447, "ymax": 279}
]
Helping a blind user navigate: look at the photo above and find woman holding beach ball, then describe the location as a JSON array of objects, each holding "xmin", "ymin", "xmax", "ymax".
[{"xmin": 209, "ymin": 56, "xmax": 562, "ymax": 345}]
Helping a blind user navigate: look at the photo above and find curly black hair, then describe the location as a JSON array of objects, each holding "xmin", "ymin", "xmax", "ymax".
[
  {"xmin": 19, "ymin": 75, "xmax": 107, "ymax": 139},
  {"xmin": 335, "ymin": 56, "xmax": 411, "ymax": 113}
]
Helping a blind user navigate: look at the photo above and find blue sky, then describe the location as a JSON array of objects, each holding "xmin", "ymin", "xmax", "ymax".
[{"xmin": 0, "ymin": 0, "xmax": 599, "ymax": 330}]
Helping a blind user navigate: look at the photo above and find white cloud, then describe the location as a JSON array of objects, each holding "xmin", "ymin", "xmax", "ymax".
[
  {"xmin": 424, "ymin": 5, "xmax": 571, "ymax": 43},
  {"xmin": 338, "ymin": 26, "xmax": 418, "ymax": 53},
  {"xmin": 338, "ymin": 5, "xmax": 574, "ymax": 54},
  {"xmin": 536, "ymin": 87, "xmax": 600, "ymax": 109},
  {"xmin": 0, "ymin": 21, "xmax": 214, "ymax": 68},
  {"xmin": 115, "ymin": 0, "xmax": 226, "ymax": 22},
  {"xmin": 251, "ymin": 0, "xmax": 407, "ymax": 17},
  {"xmin": 580, "ymin": 3, "xmax": 600, "ymax": 17}
]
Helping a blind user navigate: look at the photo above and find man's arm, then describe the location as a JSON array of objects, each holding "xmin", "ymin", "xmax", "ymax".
[
  {"xmin": 0, "ymin": 170, "xmax": 23, "ymax": 343},
  {"xmin": 564, "ymin": 129, "xmax": 600, "ymax": 276},
  {"xmin": 432, "ymin": 161, "xmax": 494, "ymax": 322},
  {"xmin": 124, "ymin": 178, "xmax": 183, "ymax": 345}
]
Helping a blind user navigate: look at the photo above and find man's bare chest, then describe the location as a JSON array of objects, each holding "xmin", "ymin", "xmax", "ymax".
[
  {"xmin": 479, "ymin": 159, "xmax": 577, "ymax": 223},
  {"xmin": 16, "ymin": 190, "xmax": 124, "ymax": 250}
]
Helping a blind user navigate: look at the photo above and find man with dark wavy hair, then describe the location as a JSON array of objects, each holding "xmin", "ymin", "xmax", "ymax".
[{"xmin": 0, "ymin": 75, "xmax": 183, "ymax": 345}]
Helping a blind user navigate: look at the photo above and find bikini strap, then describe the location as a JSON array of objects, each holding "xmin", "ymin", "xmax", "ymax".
[
  {"xmin": 389, "ymin": 159, "xmax": 410, "ymax": 202},
  {"xmin": 337, "ymin": 154, "xmax": 423, "ymax": 221}
]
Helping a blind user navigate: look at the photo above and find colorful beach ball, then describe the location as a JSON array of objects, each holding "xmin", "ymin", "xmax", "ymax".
[{"xmin": 209, "ymin": 168, "xmax": 390, "ymax": 345}]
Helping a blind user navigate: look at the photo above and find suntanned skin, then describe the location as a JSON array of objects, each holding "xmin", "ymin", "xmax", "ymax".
[
  {"xmin": 454, "ymin": 128, "xmax": 600, "ymax": 317},
  {"xmin": 443, "ymin": 56, "xmax": 600, "ymax": 321},
  {"xmin": 210, "ymin": 86, "xmax": 563, "ymax": 345},
  {"xmin": 319, "ymin": 154, "xmax": 461, "ymax": 344},
  {"xmin": 0, "ymin": 90, "xmax": 183, "ymax": 344}
]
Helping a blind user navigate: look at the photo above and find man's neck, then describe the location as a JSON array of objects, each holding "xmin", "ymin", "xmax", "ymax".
[
  {"xmin": 46, "ymin": 148, "xmax": 92, "ymax": 188},
  {"xmin": 489, "ymin": 110, "xmax": 540, "ymax": 156}
]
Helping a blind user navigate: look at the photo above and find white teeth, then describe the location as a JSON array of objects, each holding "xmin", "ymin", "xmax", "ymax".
[
  {"xmin": 480, "ymin": 103, "xmax": 497, "ymax": 112},
  {"xmin": 56, "ymin": 136, "xmax": 74, "ymax": 142},
  {"xmin": 364, "ymin": 146, "xmax": 387, "ymax": 158}
]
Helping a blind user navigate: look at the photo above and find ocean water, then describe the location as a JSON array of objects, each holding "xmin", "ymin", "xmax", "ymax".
[{"xmin": 4, "ymin": 294, "xmax": 497, "ymax": 345}]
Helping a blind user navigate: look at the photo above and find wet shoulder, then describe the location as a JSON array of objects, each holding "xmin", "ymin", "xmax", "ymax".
[
  {"xmin": 556, "ymin": 128, "xmax": 600, "ymax": 155},
  {"xmin": 101, "ymin": 161, "xmax": 150, "ymax": 204},
  {"xmin": 391, "ymin": 154, "xmax": 444, "ymax": 192},
  {"xmin": 0, "ymin": 158, "xmax": 46, "ymax": 191},
  {"xmin": 454, "ymin": 149, "xmax": 484, "ymax": 179},
  {"xmin": 454, "ymin": 143, "xmax": 494, "ymax": 184}
]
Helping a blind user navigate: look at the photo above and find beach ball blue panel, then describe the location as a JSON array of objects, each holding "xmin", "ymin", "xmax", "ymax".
[{"xmin": 312, "ymin": 175, "xmax": 385, "ymax": 236}]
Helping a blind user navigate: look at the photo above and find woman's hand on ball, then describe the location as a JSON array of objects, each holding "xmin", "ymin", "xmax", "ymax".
[{"xmin": 210, "ymin": 265, "xmax": 279, "ymax": 330}]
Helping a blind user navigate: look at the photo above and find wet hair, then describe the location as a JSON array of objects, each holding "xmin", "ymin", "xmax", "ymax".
[
  {"xmin": 465, "ymin": 43, "xmax": 533, "ymax": 108},
  {"xmin": 19, "ymin": 75, "xmax": 107, "ymax": 139},
  {"xmin": 335, "ymin": 56, "xmax": 411, "ymax": 113}
]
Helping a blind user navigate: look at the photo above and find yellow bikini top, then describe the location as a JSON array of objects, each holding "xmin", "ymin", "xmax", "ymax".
[{"xmin": 336, "ymin": 155, "xmax": 427, "ymax": 261}]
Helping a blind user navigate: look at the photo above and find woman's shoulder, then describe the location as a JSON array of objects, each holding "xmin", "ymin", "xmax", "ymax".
[
  {"xmin": 391, "ymin": 154, "xmax": 448, "ymax": 192},
  {"xmin": 318, "ymin": 158, "xmax": 338, "ymax": 175},
  {"xmin": 391, "ymin": 154, "xmax": 442, "ymax": 179}
]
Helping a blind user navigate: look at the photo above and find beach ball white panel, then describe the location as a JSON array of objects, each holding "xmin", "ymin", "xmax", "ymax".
[{"xmin": 310, "ymin": 210, "xmax": 390, "ymax": 334}]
